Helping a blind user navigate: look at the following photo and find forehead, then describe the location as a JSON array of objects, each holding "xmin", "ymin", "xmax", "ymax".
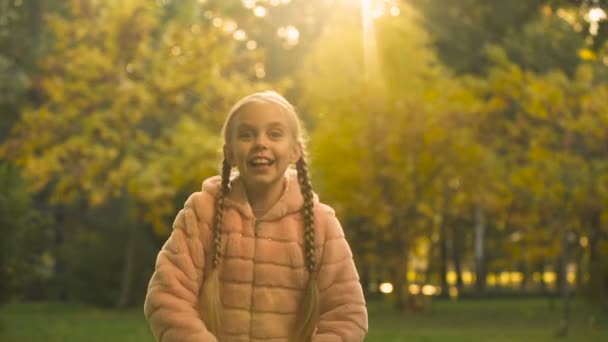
[{"xmin": 233, "ymin": 101, "xmax": 293, "ymax": 128}]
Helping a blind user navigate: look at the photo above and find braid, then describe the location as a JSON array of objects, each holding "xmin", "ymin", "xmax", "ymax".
[
  {"xmin": 292, "ymin": 156, "xmax": 320, "ymax": 341},
  {"xmin": 213, "ymin": 159, "xmax": 231, "ymax": 267},
  {"xmin": 200, "ymin": 159, "xmax": 231, "ymax": 335},
  {"xmin": 296, "ymin": 157, "xmax": 315, "ymax": 273}
]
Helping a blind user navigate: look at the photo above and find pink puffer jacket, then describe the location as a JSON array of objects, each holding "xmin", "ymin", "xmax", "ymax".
[{"xmin": 144, "ymin": 169, "xmax": 368, "ymax": 341}]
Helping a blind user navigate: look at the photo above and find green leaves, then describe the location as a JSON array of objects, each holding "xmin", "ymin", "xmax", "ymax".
[{"xmin": 1, "ymin": 0, "xmax": 264, "ymax": 234}]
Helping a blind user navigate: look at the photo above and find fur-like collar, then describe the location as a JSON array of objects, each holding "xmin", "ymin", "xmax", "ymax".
[{"xmin": 201, "ymin": 168, "xmax": 319, "ymax": 221}]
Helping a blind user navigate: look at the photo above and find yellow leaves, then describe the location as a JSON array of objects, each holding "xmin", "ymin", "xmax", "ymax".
[
  {"xmin": 485, "ymin": 96, "xmax": 509, "ymax": 113},
  {"xmin": 65, "ymin": 48, "xmax": 113, "ymax": 80},
  {"xmin": 598, "ymin": 240, "xmax": 608, "ymax": 255},
  {"xmin": 416, "ymin": 202, "xmax": 434, "ymax": 219},
  {"xmin": 527, "ymin": 144, "xmax": 551, "ymax": 162},
  {"xmin": 523, "ymin": 74, "xmax": 567, "ymax": 121},
  {"xmin": 422, "ymin": 125, "xmax": 446, "ymax": 145},
  {"xmin": 413, "ymin": 236, "xmax": 431, "ymax": 257},
  {"xmin": 42, "ymin": 77, "xmax": 66, "ymax": 103},
  {"xmin": 574, "ymin": 64, "xmax": 594, "ymax": 86},
  {"xmin": 135, "ymin": 131, "xmax": 151, "ymax": 146},
  {"xmin": 598, "ymin": 173, "xmax": 608, "ymax": 198},
  {"xmin": 22, "ymin": 155, "xmax": 56, "ymax": 194},
  {"xmin": 89, "ymin": 190, "xmax": 107, "ymax": 208},
  {"xmin": 602, "ymin": 210, "xmax": 608, "ymax": 225},
  {"xmin": 578, "ymin": 48, "xmax": 597, "ymax": 61},
  {"xmin": 484, "ymin": 45, "xmax": 511, "ymax": 69},
  {"xmin": 511, "ymin": 167, "xmax": 544, "ymax": 196}
]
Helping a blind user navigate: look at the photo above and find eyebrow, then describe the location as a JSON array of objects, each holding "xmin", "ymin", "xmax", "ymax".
[{"xmin": 236, "ymin": 122, "xmax": 287, "ymax": 130}]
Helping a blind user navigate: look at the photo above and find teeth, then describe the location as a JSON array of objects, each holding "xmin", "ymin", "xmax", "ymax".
[{"xmin": 250, "ymin": 158, "xmax": 272, "ymax": 166}]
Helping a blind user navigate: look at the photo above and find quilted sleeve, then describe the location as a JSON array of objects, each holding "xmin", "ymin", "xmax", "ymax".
[
  {"xmin": 313, "ymin": 210, "xmax": 368, "ymax": 342},
  {"xmin": 144, "ymin": 192, "xmax": 217, "ymax": 342}
]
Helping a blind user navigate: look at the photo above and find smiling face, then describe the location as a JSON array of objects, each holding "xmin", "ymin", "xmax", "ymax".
[{"xmin": 224, "ymin": 101, "xmax": 301, "ymax": 194}]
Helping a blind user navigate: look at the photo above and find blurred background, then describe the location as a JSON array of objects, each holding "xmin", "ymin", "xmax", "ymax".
[{"xmin": 1, "ymin": 0, "xmax": 608, "ymax": 341}]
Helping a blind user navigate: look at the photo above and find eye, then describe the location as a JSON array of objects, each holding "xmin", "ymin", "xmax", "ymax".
[
  {"xmin": 268, "ymin": 129, "xmax": 284, "ymax": 139},
  {"xmin": 237, "ymin": 130, "xmax": 253, "ymax": 140}
]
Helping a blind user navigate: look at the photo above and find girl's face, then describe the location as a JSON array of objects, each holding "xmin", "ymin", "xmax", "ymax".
[{"xmin": 225, "ymin": 101, "xmax": 301, "ymax": 194}]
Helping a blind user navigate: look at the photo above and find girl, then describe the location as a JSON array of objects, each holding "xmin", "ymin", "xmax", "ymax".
[{"xmin": 144, "ymin": 91, "xmax": 368, "ymax": 341}]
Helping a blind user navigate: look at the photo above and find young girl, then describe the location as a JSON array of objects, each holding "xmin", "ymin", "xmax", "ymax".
[{"xmin": 144, "ymin": 91, "xmax": 368, "ymax": 341}]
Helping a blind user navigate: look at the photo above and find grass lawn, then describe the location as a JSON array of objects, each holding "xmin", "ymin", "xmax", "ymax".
[{"xmin": 0, "ymin": 298, "xmax": 606, "ymax": 341}]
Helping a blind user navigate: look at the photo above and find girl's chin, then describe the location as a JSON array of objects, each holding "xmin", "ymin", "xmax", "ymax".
[{"xmin": 241, "ymin": 169, "xmax": 287, "ymax": 185}]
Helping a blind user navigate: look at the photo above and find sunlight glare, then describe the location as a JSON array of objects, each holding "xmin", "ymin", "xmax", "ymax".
[
  {"xmin": 586, "ymin": 9, "xmax": 605, "ymax": 36},
  {"xmin": 277, "ymin": 25, "xmax": 300, "ymax": 47},
  {"xmin": 372, "ymin": 5, "xmax": 385, "ymax": 19},
  {"xmin": 246, "ymin": 40, "xmax": 258, "ymax": 50},
  {"xmin": 242, "ymin": 0, "xmax": 255, "ymax": 9},
  {"xmin": 588, "ymin": 7, "xmax": 607, "ymax": 22},
  {"xmin": 254, "ymin": 6, "xmax": 267, "ymax": 17},
  {"xmin": 511, "ymin": 272, "xmax": 523, "ymax": 284},
  {"xmin": 487, "ymin": 273, "xmax": 497, "ymax": 286},
  {"xmin": 446, "ymin": 271, "xmax": 457, "ymax": 285},
  {"xmin": 422, "ymin": 285, "xmax": 437, "ymax": 296},
  {"xmin": 223, "ymin": 20, "xmax": 238, "ymax": 34},
  {"xmin": 543, "ymin": 271, "xmax": 556, "ymax": 284},
  {"xmin": 462, "ymin": 271, "xmax": 474, "ymax": 285},
  {"xmin": 361, "ymin": 0, "xmax": 379, "ymax": 82},
  {"xmin": 254, "ymin": 63, "xmax": 266, "ymax": 78},
  {"xmin": 212, "ymin": 17, "xmax": 223, "ymax": 27},
  {"xmin": 390, "ymin": 6, "xmax": 400, "ymax": 16},
  {"xmin": 379, "ymin": 282, "xmax": 394, "ymax": 294},
  {"xmin": 233, "ymin": 29, "xmax": 247, "ymax": 41},
  {"xmin": 567, "ymin": 272, "xmax": 576, "ymax": 285}
]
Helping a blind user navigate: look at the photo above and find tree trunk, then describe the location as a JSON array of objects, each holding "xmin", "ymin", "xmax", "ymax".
[
  {"xmin": 519, "ymin": 260, "xmax": 527, "ymax": 291},
  {"xmin": 474, "ymin": 206, "xmax": 486, "ymax": 293},
  {"xmin": 453, "ymin": 221, "xmax": 464, "ymax": 294},
  {"xmin": 439, "ymin": 189, "xmax": 450, "ymax": 298},
  {"xmin": 393, "ymin": 207, "xmax": 412, "ymax": 311},
  {"xmin": 29, "ymin": 0, "xmax": 42, "ymax": 38},
  {"xmin": 587, "ymin": 210, "xmax": 600, "ymax": 296},
  {"xmin": 556, "ymin": 223, "xmax": 570, "ymax": 337},
  {"xmin": 117, "ymin": 219, "xmax": 138, "ymax": 308},
  {"xmin": 539, "ymin": 261, "xmax": 547, "ymax": 294},
  {"xmin": 393, "ymin": 251, "xmax": 409, "ymax": 311},
  {"xmin": 439, "ymin": 225, "xmax": 449, "ymax": 297},
  {"xmin": 52, "ymin": 208, "xmax": 67, "ymax": 302}
]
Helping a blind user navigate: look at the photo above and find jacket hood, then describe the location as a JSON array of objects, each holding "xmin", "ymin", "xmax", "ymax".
[{"xmin": 201, "ymin": 168, "xmax": 319, "ymax": 221}]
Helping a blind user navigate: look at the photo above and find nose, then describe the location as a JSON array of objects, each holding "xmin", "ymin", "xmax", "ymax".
[{"xmin": 253, "ymin": 134, "xmax": 269, "ymax": 149}]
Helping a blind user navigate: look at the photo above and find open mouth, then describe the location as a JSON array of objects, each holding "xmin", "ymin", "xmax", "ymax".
[{"xmin": 248, "ymin": 157, "xmax": 274, "ymax": 168}]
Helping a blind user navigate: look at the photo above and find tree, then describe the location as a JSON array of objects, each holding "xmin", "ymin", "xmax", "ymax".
[
  {"xmin": 300, "ymin": 2, "xmax": 485, "ymax": 309},
  {"xmin": 0, "ymin": 163, "xmax": 49, "ymax": 304},
  {"xmin": 408, "ymin": 0, "xmax": 599, "ymax": 75},
  {"xmin": 472, "ymin": 47, "xmax": 608, "ymax": 329},
  {"xmin": 1, "ymin": 0, "xmax": 266, "ymax": 307}
]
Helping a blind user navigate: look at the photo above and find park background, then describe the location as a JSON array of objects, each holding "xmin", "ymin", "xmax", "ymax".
[{"xmin": 1, "ymin": 0, "xmax": 608, "ymax": 340}]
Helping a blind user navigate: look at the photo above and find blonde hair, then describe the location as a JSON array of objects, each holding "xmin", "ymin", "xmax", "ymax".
[{"xmin": 200, "ymin": 91, "xmax": 319, "ymax": 340}]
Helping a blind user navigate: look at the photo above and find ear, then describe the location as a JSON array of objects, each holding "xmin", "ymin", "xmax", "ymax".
[
  {"xmin": 223, "ymin": 144, "xmax": 236, "ymax": 166},
  {"xmin": 290, "ymin": 142, "xmax": 303, "ymax": 164}
]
